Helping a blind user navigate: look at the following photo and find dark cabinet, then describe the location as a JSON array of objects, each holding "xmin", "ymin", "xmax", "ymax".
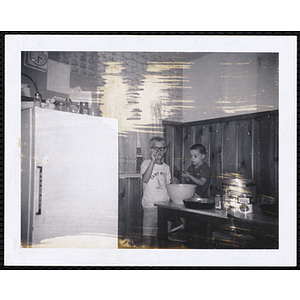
[{"xmin": 118, "ymin": 175, "xmax": 143, "ymax": 245}]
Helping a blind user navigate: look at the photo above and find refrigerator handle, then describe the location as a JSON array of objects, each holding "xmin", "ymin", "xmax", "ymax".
[{"xmin": 35, "ymin": 166, "xmax": 43, "ymax": 215}]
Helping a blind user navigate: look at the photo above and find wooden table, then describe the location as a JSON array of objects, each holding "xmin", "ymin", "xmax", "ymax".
[{"xmin": 155, "ymin": 201, "xmax": 278, "ymax": 249}]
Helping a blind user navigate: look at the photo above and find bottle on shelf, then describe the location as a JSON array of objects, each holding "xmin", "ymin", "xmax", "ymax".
[
  {"xmin": 215, "ymin": 194, "xmax": 222, "ymax": 209},
  {"xmin": 65, "ymin": 98, "xmax": 72, "ymax": 112},
  {"xmin": 79, "ymin": 102, "xmax": 89, "ymax": 115},
  {"xmin": 33, "ymin": 92, "xmax": 42, "ymax": 108}
]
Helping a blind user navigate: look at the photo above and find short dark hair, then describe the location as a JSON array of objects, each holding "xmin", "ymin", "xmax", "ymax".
[
  {"xmin": 190, "ymin": 144, "xmax": 206, "ymax": 155},
  {"xmin": 149, "ymin": 136, "xmax": 166, "ymax": 148}
]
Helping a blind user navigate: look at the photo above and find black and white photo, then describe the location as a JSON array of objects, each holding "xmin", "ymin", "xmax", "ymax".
[{"xmin": 4, "ymin": 34, "xmax": 297, "ymax": 267}]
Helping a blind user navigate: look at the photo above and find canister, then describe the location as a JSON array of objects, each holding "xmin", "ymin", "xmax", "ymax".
[
  {"xmin": 237, "ymin": 203, "xmax": 253, "ymax": 214},
  {"xmin": 80, "ymin": 102, "xmax": 89, "ymax": 114},
  {"xmin": 215, "ymin": 194, "xmax": 222, "ymax": 209},
  {"xmin": 222, "ymin": 178, "xmax": 256, "ymax": 203},
  {"xmin": 56, "ymin": 101, "xmax": 65, "ymax": 111},
  {"xmin": 222, "ymin": 195, "xmax": 231, "ymax": 210},
  {"xmin": 239, "ymin": 194, "xmax": 252, "ymax": 204}
]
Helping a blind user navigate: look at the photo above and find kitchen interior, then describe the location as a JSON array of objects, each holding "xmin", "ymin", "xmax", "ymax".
[{"xmin": 21, "ymin": 50, "xmax": 278, "ymax": 249}]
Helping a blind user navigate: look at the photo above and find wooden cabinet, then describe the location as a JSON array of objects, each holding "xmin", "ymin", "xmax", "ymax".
[
  {"xmin": 118, "ymin": 175, "xmax": 143, "ymax": 245},
  {"xmin": 164, "ymin": 110, "xmax": 278, "ymax": 200}
]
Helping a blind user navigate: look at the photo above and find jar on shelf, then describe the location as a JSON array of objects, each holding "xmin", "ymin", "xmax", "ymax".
[
  {"xmin": 56, "ymin": 102, "xmax": 65, "ymax": 111},
  {"xmin": 33, "ymin": 92, "xmax": 42, "ymax": 108},
  {"xmin": 65, "ymin": 98, "xmax": 72, "ymax": 112},
  {"xmin": 79, "ymin": 102, "xmax": 89, "ymax": 114}
]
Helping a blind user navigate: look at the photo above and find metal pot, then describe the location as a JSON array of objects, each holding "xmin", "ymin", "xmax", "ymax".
[{"xmin": 222, "ymin": 178, "xmax": 256, "ymax": 202}]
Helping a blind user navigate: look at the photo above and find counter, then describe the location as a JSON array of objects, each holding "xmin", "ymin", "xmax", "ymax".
[{"xmin": 155, "ymin": 201, "xmax": 278, "ymax": 249}]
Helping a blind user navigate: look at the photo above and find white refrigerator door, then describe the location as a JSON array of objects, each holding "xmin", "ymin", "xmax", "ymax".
[{"xmin": 31, "ymin": 107, "xmax": 118, "ymax": 247}]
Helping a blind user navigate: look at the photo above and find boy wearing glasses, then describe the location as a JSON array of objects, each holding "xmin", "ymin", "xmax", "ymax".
[{"xmin": 141, "ymin": 136, "xmax": 177, "ymax": 247}]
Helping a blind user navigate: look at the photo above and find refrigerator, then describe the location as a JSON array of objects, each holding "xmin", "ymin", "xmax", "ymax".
[{"xmin": 21, "ymin": 107, "xmax": 118, "ymax": 247}]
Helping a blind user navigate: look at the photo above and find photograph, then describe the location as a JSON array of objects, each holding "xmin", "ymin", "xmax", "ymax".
[{"xmin": 4, "ymin": 34, "xmax": 297, "ymax": 267}]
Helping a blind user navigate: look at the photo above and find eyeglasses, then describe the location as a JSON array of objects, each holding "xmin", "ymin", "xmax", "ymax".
[{"xmin": 151, "ymin": 147, "xmax": 166, "ymax": 152}]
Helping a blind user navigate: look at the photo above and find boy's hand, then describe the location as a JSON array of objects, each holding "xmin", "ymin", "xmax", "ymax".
[
  {"xmin": 171, "ymin": 177, "xmax": 179, "ymax": 184},
  {"xmin": 151, "ymin": 149, "xmax": 159, "ymax": 162},
  {"xmin": 181, "ymin": 171, "xmax": 191, "ymax": 179}
]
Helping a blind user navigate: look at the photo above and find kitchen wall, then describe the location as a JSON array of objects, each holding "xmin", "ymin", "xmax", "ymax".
[
  {"xmin": 22, "ymin": 52, "xmax": 279, "ymax": 128},
  {"xmin": 21, "ymin": 51, "xmax": 187, "ymax": 168},
  {"xmin": 21, "ymin": 52, "xmax": 99, "ymax": 101},
  {"xmin": 164, "ymin": 110, "xmax": 278, "ymax": 200},
  {"xmin": 182, "ymin": 53, "xmax": 278, "ymax": 122}
]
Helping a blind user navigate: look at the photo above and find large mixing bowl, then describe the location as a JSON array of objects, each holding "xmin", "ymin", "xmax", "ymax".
[{"xmin": 166, "ymin": 184, "xmax": 197, "ymax": 204}]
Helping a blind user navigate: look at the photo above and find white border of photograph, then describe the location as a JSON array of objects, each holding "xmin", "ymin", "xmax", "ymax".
[{"xmin": 4, "ymin": 34, "xmax": 297, "ymax": 267}]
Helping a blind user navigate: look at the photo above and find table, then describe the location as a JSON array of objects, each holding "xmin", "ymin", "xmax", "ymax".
[{"xmin": 155, "ymin": 201, "xmax": 278, "ymax": 249}]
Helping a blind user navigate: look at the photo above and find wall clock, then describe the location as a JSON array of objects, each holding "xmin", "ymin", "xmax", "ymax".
[{"xmin": 24, "ymin": 51, "xmax": 48, "ymax": 71}]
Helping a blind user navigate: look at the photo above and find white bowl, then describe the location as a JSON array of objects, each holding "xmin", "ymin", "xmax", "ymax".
[{"xmin": 167, "ymin": 184, "xmax": 197, "ymax": 204}]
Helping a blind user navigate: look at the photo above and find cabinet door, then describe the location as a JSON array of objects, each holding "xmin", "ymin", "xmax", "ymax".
[
  {"xmin": 31, "ymin": 108, "xmax": 118, "ymax": 246},
  {"xmin": 222, "ymin": 120, "xmax": 238, "ymax": 174},
  {"xmin": 237, "ymin": 119, "xmax": 253, "ymax": 179},
  {"xmin": 209, "ymin": 122, "xmax": 223, "ymax": 195},
  {"xmin": 254, "ymin": 114, "xmax": 278, "ymax": 198},
  {"xmin": 183, "ymin": 126, "xmax": 193, "ymax": 171},
  {"xmin": 118, "ymin": 176, "xmax": 142, "ymax": 244}
]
